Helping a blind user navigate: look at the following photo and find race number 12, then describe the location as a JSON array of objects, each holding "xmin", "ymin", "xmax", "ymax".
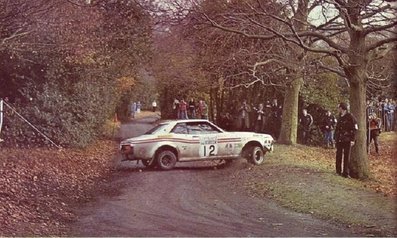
[{"xmin": 200, "ymin": 144, "xmax": 217, "ymax": 157}]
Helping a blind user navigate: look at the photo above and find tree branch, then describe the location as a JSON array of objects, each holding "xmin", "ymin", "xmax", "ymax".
[
  {"xmin": 203, "ymin": 13, "xmax": 277, "ymax": 40},
  {"xmin": 316, "ymin": 61, "xmax": 346, "ymax": 78},
  {"xmin": 366, "ymin": 36, "xmax": 397, "ymax": 52},
  {"xmin": 364, "ymin": 20, "xmax": 397, "ymax": 35}
]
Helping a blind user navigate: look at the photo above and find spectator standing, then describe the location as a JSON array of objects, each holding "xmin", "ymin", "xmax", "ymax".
[
  {"xmin": 385, "ymin": 99, "xmax": 395, "ymax": 132},
  {"xmin": 173, "ymin": 98, "xmax": 180, "ymax": 119},
  {"xmin": 366, "ymin": 100, "xmax": 375, "ymax": 119},
  {"xmin": 237, "ymin": 100, "xmax": 250, "ymax": 131},
  {"xmin": 262, "ymin": 100, "xmax": 272, "ymax": 134},
  {"xmin": 381, "ymin": 99, "xmax": 387, "ymax": 131},
  {"xmin": 179, "ymin": 99, "xmax": 188, "ymax": 119},
  {"xmin": 269, "ymin": 98, "xmax": 282, "ymax": 139},
  {"xmin": 136, "ymin": 101, "xmax": 141, "ymax": 113},
  {"xmin": 130, "ymin": 102, "xmax": 137, "ymax": 119},
  {"xmin": 334, "ymin": 102, "xmax": 358, "ymax": 178},
  {"xmin": 188, "ymin": 98, "xmax": 196, "ymax": 119},
  {"xmin": 254, "ymin": 103, "xmax": 265, "ymax": 133},
  {"xmin": 152, "ymin": 100, "xmax": 157, "ymax": 112},
  {"xmin": 299, "ymin": 109, "xmax": 314, "ymax": 145},
  {"xmin": 197, "ymin": 100, "xmax": 208, "ymax": 119},
  {"xmin": 367, "ymin": 112, "xmax": 381, "ymax": 155},
  {"xmin": 322, "ymin": 110, "xmax": 337, "ymax": 148},
  {"xmin": 394, "ymin": 99, "xmax": 397, "ymax": 131}
]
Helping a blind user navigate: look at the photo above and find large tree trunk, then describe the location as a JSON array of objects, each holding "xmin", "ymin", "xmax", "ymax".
[
  {"xmin": 348, "ymin": 72, "xmax": 370, "ymax": 179},
  {"xmin": 278, "ymin": 77, "xmax": 304, "ymax": 145},
  {"xmin": 344, "ymin": 10, "xmax": 369, "ymax": 179}
]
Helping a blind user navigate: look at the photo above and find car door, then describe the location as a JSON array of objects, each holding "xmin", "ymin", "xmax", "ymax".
[
  {"xmin": 186, "ymin": 121, "xmax": 221, "ymax": 159},
  {"xmin": 170, "ymin": 123, "xmax": 199, "ymax": 159}
]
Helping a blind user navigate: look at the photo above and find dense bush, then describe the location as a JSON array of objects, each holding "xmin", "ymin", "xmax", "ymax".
[
  {"xmin": 1, "ymin": 76, "xmax": 118, "ymax": 148},
  {"xmin": 0, "ymin": 1, "xmax": 153, "ymax": 148}
]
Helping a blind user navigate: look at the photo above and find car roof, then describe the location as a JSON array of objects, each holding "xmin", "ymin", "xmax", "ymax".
[
  {"xmin": 159, "ymin": 119, "xmax": 211, "ymax": 124},
  {"xmin": 157, "ymin": 119, "xmax": 225, "ymax": 132}
]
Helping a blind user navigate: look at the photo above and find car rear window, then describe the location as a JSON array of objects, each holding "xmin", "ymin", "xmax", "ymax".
[{"xmin": 144, "ymin": 124, "xmax": 168, "ymax": 135}]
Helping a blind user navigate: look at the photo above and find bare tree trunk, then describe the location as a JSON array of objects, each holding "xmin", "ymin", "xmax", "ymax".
[
  {"xmin": 278, "ymin": 77, "xmax": 304, "ymax": 144},
  {"xmin": 348, "ymin": 73, "xmax": 370, "ymax": 179}
]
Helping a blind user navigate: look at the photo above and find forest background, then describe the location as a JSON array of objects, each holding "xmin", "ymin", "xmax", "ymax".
[{"xmin": 0, "ymin": 0, "xmax": 396, "ymax": 178}]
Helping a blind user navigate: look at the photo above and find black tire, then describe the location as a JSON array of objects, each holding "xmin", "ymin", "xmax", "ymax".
[
  {"xmin": 141, "ymin": 158, "xmax": 157, "ymax": 168},
  {"xmin": 250, "ymin": 146, "xmax": 265, "ymax": 165},
  {"xmin": 156, "ymin": 150, "xmax": 177, "ymax": 170}
]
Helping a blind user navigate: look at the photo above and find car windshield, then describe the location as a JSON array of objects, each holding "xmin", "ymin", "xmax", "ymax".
[{"xmin": 144, "ymin": 123, "xmax": 169, "ymax": 135}]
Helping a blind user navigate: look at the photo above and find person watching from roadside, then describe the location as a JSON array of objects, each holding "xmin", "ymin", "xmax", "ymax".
[
  {"xmin": 237, "ymin": 100, "xmax": 250, "ymax": 131},
  {"xmin": 322, "ymin": 110, "xmax": 337, "ymax": 148},
  {"xmin": 253, "ymin": 103, "xmax": 265, "ymax": 133},
  {"xmin": 188, "ymin": 98, "xmax": 196, "ymax": 119},
  {"xmin": 299, "ymin": 109, "xmax": 313, "ymax": 145},
  {"xmin": 367, "ymin": 112, "xmax": 381, "ymax": 155},
  {"xmin": 152, "ymin": 100, "xmax": 157, "ymax": 112},
  {"xmin": 179, "ymin": 99, "xmax": 188, "ymax": 119},
  {"xmin": 334, "ymin": 102, "xmax": 358, "ymax": 178}
]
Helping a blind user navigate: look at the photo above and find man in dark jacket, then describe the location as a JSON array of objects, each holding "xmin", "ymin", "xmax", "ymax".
[
  {"xmin": 269, "ymin": 99, "xmax": 282, "ymax": 139},
  {"xmin": 334, "ymin": 102, "xmax": 358, "ymax": 178},
  {"xmin": 322, "ymin": 110, "xmax": 337, "ymax": 148},
  {"xmin": 299, "ymin": 109, "xmax": 313, "ymax": 145}
]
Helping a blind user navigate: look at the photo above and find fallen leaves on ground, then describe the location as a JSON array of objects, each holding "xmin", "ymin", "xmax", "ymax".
[
  {"xmin": 314, "ymin": 132, "xmax": 396, "ymax": 197},
  {"xmin": 0, "ymin": 140, "xmax": 117, "ymax": 236}
]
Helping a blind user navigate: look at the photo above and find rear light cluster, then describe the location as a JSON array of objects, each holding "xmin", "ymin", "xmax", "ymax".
[{"xmin": 121, "ymin": 145, "xmax": 133, "ymax": 154}]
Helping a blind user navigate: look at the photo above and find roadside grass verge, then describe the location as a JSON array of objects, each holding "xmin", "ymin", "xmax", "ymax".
[{"xmin": 238, "ymin": 132, "xmax": 396, "ymax": 236}]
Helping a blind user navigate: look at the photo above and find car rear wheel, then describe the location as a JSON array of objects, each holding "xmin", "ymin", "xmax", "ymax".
[
  {"xmin": 141, "ymin": 158, "xmax": 156, "ymax": 168},
  {"xmin": 156, "ymin": 150, "xmax": 177, "ymax": 170},
  {"xmin": 250, "ymin": 146, "xmax": 265, "ymax": 165}
]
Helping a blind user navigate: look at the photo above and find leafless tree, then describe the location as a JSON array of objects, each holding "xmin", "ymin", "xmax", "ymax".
[{"xmin": 196, "ymin": 0, "xmax": 396, "ymax": 179}]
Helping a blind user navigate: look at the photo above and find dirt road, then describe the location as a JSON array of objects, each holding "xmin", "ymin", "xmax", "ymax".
[{"xmin": 70, "ymin": 116, "xmax": 356, "ymax": 236}]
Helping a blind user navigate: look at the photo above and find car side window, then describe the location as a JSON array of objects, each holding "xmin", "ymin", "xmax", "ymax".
[
  {"xmin": 187, "ymin": 124, "xmax": 203, "ymax": 134},
  {"xmin": 171, "ymin": 123, "xmax": 188, "ymax": 134},
  {"xmin": 187, "ymin": 122, "xmax": 220, "ymax": 134}
]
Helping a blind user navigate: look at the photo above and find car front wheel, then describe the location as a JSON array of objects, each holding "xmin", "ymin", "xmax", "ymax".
[
  {"xmin": 250, "ymin": 146, "xmax": 265, "ymax": 165},
  {"xmin": 156, "ymin": 150, "xmax": 177, "ymax": 170}
]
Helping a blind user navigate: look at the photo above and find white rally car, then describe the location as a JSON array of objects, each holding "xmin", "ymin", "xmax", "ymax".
[{"xmin": 119, "ymin": 119, "xmax": 274, "ymax": 170}]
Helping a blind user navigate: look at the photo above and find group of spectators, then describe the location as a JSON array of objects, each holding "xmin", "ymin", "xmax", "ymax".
[
  {"xmin": 220, "ymin": 99, "xmax": 283, "ymax": 139},
  {"xmin": 129, "ymin": 101, "xmax": 142, "ymax": 119},
  {"xmin": 172, "ymin": 98, "xmax": 208, "ymax": 120},
  {"xmin": 221, "ymin": 98, "xmax": 395, "ymax": 178},
  {"xmin": 365, "ymin": 97, "xmax": 396, "ymax": 154},
  {"xmin": 219, "ymin": 97, "xmax": 396, "ymax": 151},
  {"xmin": 366, "ymin": 98, "xmax": 396, "ymax": 132}
]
